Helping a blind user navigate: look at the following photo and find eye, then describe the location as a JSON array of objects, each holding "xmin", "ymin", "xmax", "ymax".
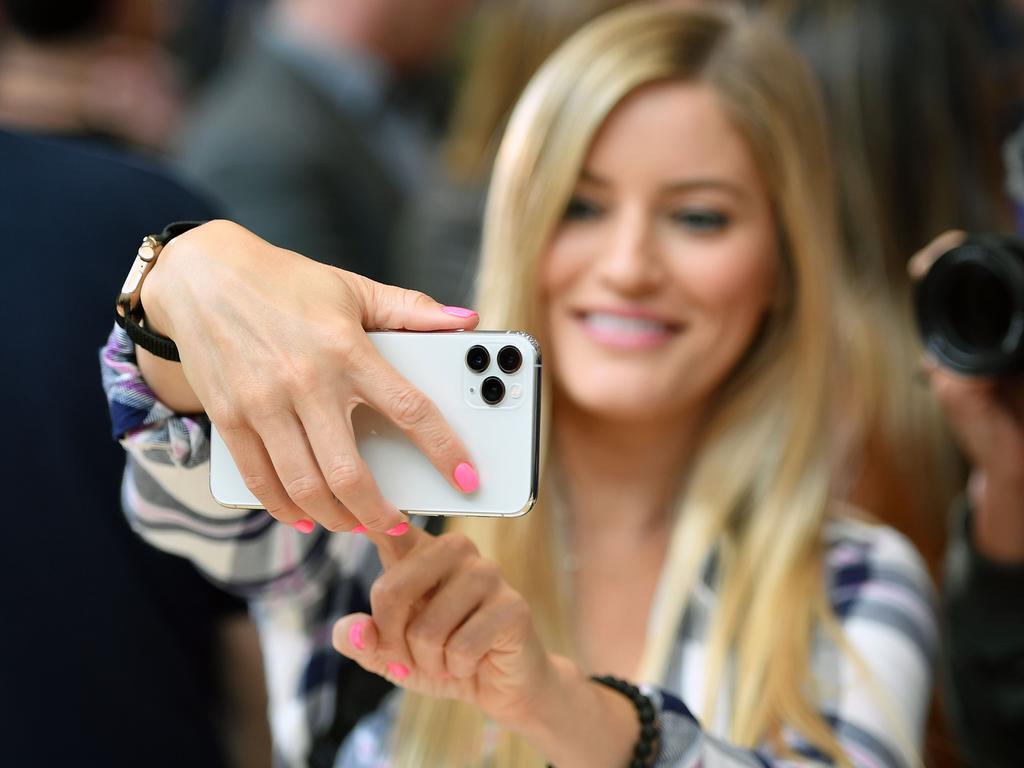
[
  {"xmin": 563, "ymin": 196, "xmax": 603, "ymax": 221},
  {"xmin": 671, "ymin": 209, "xmax": 729, "ymax": 231}
]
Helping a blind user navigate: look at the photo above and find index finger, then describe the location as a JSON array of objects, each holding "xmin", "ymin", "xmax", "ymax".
[
  {"xmin": 366, "ymin": 519, "xmax": 431, "ymax": 569},
  {"xmin": 908, "ymin": 229, "xmax": 967, "ymax": 281}
]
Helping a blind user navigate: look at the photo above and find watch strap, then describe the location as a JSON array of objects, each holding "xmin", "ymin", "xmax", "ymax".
[{"xmin": 117, "ymin": 220, "xmax": 206, "ymax": 362}]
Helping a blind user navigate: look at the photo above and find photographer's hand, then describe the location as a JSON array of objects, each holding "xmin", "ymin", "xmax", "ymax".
[
  {"xmin": 135, "ymin": 220, "xmax": 482, "ymax": 536},
  {"xmin": 911, "ymin": 231, "xmax": 1024, "ymax": 562}
]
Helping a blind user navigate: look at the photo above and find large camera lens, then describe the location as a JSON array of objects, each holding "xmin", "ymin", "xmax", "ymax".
[
  {"xmin": 915, "ymin": 234, "xmax": 1024, "ymax": 375},
  {"xmin": 481, "ymin": 376, "xmax": 505, "ymax": 405},
  {"xmin": 466, "ymin": 345, "xmax": 490, "ymax": 373},
  {"xmin": 496, "ymin": 345, "xmax": 522, "ymax": 374}
]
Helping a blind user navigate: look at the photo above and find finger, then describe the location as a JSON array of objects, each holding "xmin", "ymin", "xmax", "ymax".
[
  {"xmin": 368, "ymin": 534, "xmax": 478, "ymax": 664},
  {"xmin": 331, "ymin": 614, "xmax": 410, "ymax": 683},
  {"xmin": 214, "ymin": 420, "xmax": 310, "ymax": 528},
  {"xmin": 355, "ymin": 276, "xmax": 481, "ymax": 332},
  {"xmin": 445, "ymin": 591, "xmax": 531, "ymax": 679},
  {"xmin": 352, "ymin": 358, "xmax": 481, "ymax": 497},
  {"xmin": 908, "ymin": 229, "xmax": 967, "ymax": 280},
  {"xmin": 256, "ymin": 411, "xmax": 362, "ymax": 531},
  {"xmin": 293, "ymin": 395, "xmax": 406, "ymax": 535},
  {"xmin": 405, "ymin": 559, "xmax": 501, "ymax": 678}
]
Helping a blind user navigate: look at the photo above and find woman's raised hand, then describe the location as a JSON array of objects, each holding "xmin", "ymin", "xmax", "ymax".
[
  {"xmin": 331, "ymin": 526, "xmax": 556, "ymax": 728},
  {"xmin": 138, "ymin": 220, "xmax": 481, "ymax": 535}
]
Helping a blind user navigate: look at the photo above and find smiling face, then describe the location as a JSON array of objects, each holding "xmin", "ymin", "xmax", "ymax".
[{"xmin": 541, "ymin": 80, "xmax": 781, "ymax": 423}]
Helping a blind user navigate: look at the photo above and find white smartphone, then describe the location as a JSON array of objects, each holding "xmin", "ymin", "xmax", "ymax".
[{"xmin": 209, "ymin": 330, "xmax": 541, "ymax": 517}]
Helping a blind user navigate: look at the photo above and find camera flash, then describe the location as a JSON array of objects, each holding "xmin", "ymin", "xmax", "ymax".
[{"xmin": 509, "ymin": 383, "xmax": 522, "ymax": 399}]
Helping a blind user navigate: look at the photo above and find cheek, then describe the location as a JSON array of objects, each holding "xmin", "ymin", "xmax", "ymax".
[{"xmin": 681, "ymin": 238, "xmax": 778, "ymax": 317}]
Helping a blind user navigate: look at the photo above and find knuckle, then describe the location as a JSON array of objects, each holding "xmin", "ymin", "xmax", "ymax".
[
  {"xmin": 242, "ymin": 472, "xmax": 277, "ymax": 501},
  {"xmin": 356, "ymin": 510, "xmax": 393, "ymax": 532},
  {"xmin": 283, "ymin": 475, "xmax": 329, "ymax": 506},
  {"xmin": 407, "ymin": 622, "xmax": 443, "ymax": 651},
  {"xmin": 440, "ymin": 532, "xmax": 478, "ymax": 561},
  {"xmin": 369, "ymin": 577, "xmax": 399, "ymax": 609},
  {"xmin": 446, "ymin": 640, "xmax": 476, "ymax": 667},
  {"xmin": 388, "ymin": 387, "xmax": 433, "ymax": 430},
  {"xmin": 324, "ymin": 455, "xmax": 365, "ymax": 496},
  {"xmin": 472, "ymin": 558, "xmax": 502, "ymax": 587}
]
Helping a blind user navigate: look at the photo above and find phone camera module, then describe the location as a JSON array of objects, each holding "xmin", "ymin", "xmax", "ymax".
[
  {"xmin": 496, "ymin": 345, "xmax": 522, "ymax": 374},
  {"xmin": 481, "ymin": 376, "xmax": 505, "ymax": 405},
  {"xmin": 466, "ymin": 345, "xmax": 490, "ymax": 373}
]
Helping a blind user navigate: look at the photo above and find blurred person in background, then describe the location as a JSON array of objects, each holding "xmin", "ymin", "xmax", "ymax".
[
  {"xmin": 0, "ymin": 0, "xmax": 183, "ymax": 151},
  {"xmin": 396, "ymin": 0, "xmax": 634, "ymax": 307},
  {"xmin": 760, "ymin": 0, "xmax": 1008, "ymax": 581},
  {"xmin": 759, "ymin": 1, "xmax": 1015, "ymax": 765},
  {"xmin": 0, "ymin": 5, "xmax": 272, "ymax": 766},
  {"xmin": 908, "ymin": 232, "xmax": 1024, "ymax": 768},
  {"xmin": 98, "ymin": 5, "xmax": 936, "ymax": 767},
  {"xmin": 176, "ymin": 0, "xmax": 471, "ymax": 281},
  {"xmin": 0, "ymin": 127, "xmax": 272, "ymax": 768}
]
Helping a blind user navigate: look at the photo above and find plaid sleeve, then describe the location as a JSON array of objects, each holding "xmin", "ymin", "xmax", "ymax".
[
  {"xmin": 649, "ymin": 522, "xmax": 936, "ymax": 768},
  {"xmin": 99, "ymin": 323, "xmax": 347, "ymax": 603}
]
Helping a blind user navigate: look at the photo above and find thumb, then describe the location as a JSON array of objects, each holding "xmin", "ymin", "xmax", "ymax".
[{"xmin": 357, "ymin": 277, "xmax": 480, "ymax": 332}]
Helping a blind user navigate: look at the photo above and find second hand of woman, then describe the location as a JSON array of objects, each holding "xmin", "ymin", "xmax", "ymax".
[{"xmin": 331, "ymin": 527, "xmax": 641, "ymax": 768}]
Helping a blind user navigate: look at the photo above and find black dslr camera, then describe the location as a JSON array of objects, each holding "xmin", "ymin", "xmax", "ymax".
[{"xmin": 915, "ymin": 234, "xmax": 1024, "ymax": 375}]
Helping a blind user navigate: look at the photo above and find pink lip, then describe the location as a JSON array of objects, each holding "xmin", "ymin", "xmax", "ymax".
[{"xmin": 575, "ymin": 309, "xmax": 681, "ymax": 350}]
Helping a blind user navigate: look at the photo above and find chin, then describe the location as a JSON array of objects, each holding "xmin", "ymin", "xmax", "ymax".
[{"xmin": 558, "ymin": 382, "xmax": 684, "ymax": 423}]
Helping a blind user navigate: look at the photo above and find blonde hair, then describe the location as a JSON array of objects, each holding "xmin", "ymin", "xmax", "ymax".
[{"xmin": 392, "ymin": 4, "xmax": 887, "ymax": 765}]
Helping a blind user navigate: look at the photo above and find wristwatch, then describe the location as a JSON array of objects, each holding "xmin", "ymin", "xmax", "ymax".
[{"xmin": 115, "ymin": 221, "xmax": 205, "ymax": 361}]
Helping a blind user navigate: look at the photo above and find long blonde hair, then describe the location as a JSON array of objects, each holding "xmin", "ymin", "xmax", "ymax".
[{"xmin": 393, "ymin": 4, "xmax": 875, "ymax": 765}]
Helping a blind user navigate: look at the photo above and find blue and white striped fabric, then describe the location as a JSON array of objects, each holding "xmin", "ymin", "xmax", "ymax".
[{"xmin": 101, "ymin": 324, "xmax": 936, "ymax": 768}]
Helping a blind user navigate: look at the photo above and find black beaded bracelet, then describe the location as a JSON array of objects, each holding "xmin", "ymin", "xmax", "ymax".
[{"xmin": 546, "ymin": 674, "xmax": 661, "ymax": 768}]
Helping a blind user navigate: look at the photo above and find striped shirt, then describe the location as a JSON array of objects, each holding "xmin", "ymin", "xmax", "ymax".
[{"xmin": 101, "ymin": 325, "xmax": 936, "ymax": 768}]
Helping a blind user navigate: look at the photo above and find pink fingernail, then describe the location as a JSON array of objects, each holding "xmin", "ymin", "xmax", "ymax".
[
  {"xmin": 454, "ymin": 462, "xmax": 479, "ymax": 493},
  {"xmin": 293, "ymin": 520, "xmax": 315, "ymax": 534},
  {"xmin": 350, "ymin": 525, "xmax": 368, "ymax": 534},
  {"xmin": 348, "ymin": 622, "xmax": 366, "ymax": 651},
  {"xmin": 386, "ymin": 662, "xmax": 410, "ymax": 680},
  {"xmin": 443, "ymin": 306, "xmax": 478, "ymax": 318},
  {"xmin": 386, "ymin": 522, "xmax": 410, "ymax": 536}
]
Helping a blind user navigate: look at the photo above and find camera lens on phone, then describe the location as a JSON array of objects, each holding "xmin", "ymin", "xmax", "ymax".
[
  {"xmin": 496, "ymin": 345, "xmax": 522, "ymax": 374},
  {"xmin": 481, "ymin": 376, "xmax": 505, "ymax": 405},
  {"xmin": 466, "ymin": 345, "xmax": 490, "ymax": 373}
]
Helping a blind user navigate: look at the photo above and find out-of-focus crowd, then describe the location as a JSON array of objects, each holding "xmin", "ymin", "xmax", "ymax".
[{"xmin": 2, "ymin": 1, "xmax": 1023, "ymax": 767}]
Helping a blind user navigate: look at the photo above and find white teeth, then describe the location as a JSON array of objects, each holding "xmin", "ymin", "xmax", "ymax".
[{"xmin": 583, "ymin": 312, "xmax": 668, "ymax": 334}]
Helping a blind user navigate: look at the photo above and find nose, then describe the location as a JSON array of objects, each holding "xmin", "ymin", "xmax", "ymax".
[{"xmin": 597, "ymin": 205, "xmax": 665, "ymax": 296}]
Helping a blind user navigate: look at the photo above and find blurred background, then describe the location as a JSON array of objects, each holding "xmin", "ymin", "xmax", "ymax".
[{"xmin": 2, "ymin": 1, "xmax": 1023, "ymax": 767}]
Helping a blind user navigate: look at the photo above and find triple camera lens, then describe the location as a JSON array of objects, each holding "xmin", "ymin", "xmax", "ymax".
[
  {"xmin": 466, "ymin": 344, "xmax": 522, "ymax": 405},
  {"xmin": 496, "ymin": 345, "xmax": 522, "ymax": 373},
  {"xmin": 466, "ymin": 345, "xmax": 490, "ymax": 373},
  {"xmin": 481, "ymin": 376, "xmax": 506, "ymax": 405}
]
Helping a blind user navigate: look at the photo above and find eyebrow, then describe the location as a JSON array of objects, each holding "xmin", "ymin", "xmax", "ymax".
[{"xmin": 578, "ymin": 168, "xmax": 747, "ymax": 199}]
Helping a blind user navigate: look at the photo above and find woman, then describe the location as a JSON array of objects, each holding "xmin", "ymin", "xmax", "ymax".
[{"xmin": 101, "ymin": 4, "xmax": 933, "ymax": 766}]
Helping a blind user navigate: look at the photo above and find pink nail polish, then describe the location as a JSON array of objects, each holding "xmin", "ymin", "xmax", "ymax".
[
  {"xmin": 348, "ymin": 622, "xmax": 366, "ymax": 651},
  {"xmin": 386, "ymin": 521, "xmax": 410, "ymax": 536},
  {"xmin": 454, "ymin": 462, "xmax": 479, "ymax": 493},
  {"xmin": 293, "ymin": 520, "xmax": 315, "ymax": 534},
  {"xmin": 350, "ymin": 525, "xmax": 368, "ymax": 534},
  {"xmin": 443, "ymin": 306, "xmax": 478, "ymax": 318},
  {"xmin": 386, "ymin": 662, "xmax": 410, "ymax": 681}
]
